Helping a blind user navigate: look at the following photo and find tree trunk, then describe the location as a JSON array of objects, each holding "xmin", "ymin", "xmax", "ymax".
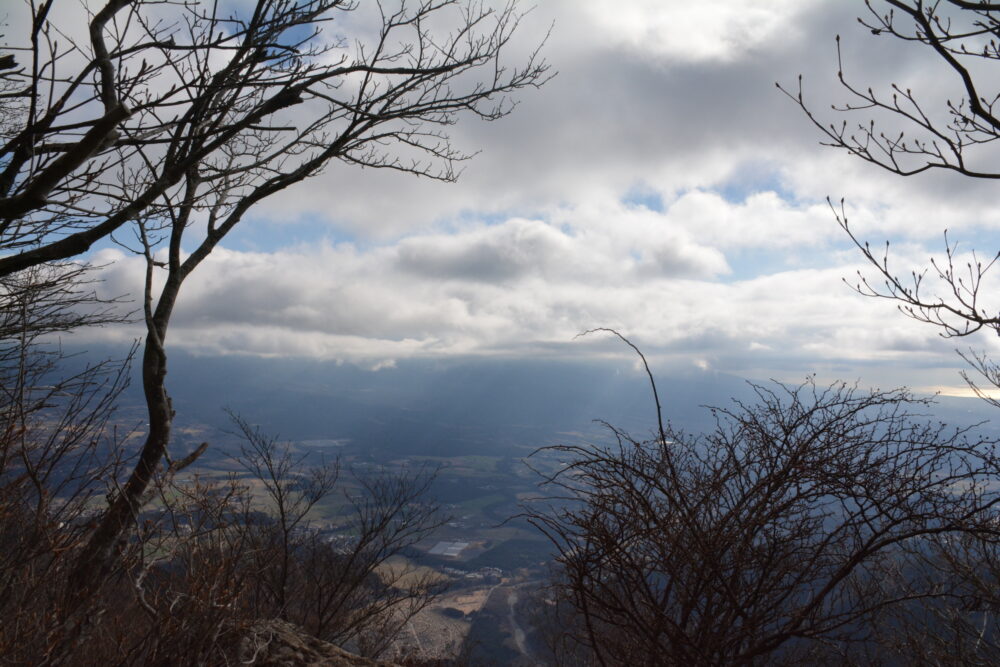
[{"xmin": 67, "ymin": 282, "xmax": 177, "ymax": 596}]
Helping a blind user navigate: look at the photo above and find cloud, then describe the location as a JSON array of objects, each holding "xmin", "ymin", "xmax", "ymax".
[
  {"xmin": 661, "ymin": 190, "xmax": 836, "ymax": 249},
  {"xmin": 81, "ymin": 188, "xmax": 969, "ymax": 394},
  {"xmin": 253, "ymin": 0, "xmax": 856, "ymax": 235},
  {"xmin": 395, "ymin": 220, "xmax": 575, "ymax": 283},
  {"xmin": 254, "ymin": 0, "xmax": 1000, "ymax": 249},
  {"xmin": 63, "ymin": 0, "xmax": 1000, "ymax": 391},
  {"xmin": 576, "ymin": 0, "xmax": 825, "ymax": 64}
]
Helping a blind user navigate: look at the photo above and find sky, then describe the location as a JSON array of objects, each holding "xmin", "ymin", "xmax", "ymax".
[{"xmin": 62, "ymin": 0, "xmax": 1000, "ymax": 394}]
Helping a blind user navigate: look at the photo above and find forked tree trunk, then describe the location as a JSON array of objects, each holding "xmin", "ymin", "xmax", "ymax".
[{"xmin": 68, "ymin": 279, "xmax": 179, "ymax": 595}]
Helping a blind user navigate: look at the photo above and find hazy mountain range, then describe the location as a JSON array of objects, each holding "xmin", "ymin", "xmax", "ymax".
[{"xmin": 70, "ymin": 345, "xmax": 1000, "ymax": 460}]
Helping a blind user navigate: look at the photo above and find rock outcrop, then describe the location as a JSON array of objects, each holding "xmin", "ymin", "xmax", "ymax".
[{"xmin": 236, "ymin": 620, "xmax": 400, "ymax": 666}]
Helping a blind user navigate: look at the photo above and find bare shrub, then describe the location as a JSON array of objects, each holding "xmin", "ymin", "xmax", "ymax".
[{"xmin": 526, "ymin": 334, "xmax": 1000, "ymax": 666}]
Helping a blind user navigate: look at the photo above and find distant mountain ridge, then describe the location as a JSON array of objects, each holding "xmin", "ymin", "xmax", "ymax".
[{"xmin": 68, "ymin": 345, "xmax": 1000, "ymax": 458}]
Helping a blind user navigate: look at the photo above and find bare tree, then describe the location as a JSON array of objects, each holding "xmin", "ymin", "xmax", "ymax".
[
  {"xmin": 780, "ymin": 1, "xmax": 1000, "ymax": 347},
  {"xmin": 228, "ymin": 413, "xmax": 342, "ymax": 621},
  {"xmin": 50, "ymin": 410, "xmax": 448, "ymax": 663},
  {"xmin": 0, "ymin": 0, "xmax": 549, "ymax": 275},
  {"xmin": 0, "ymin": 1, "xmax": 547, "ymax": 657},
  {"xmin": 231, "ymin": 417, "xmax": 446, "ymax": 658},
  {"xmin": 91, "ymin": 475, "xmax": 257, "ymax": 664},
  {"xmin": 0, "ymin": 263, "xmax": 136, "ymax": 663},
  {"xmin": 784, "ymin": 1, "xmax": 1000, "ymax": 180},
  {"xmin": 0, "ymin": 0, "xmax": 551, "ymax": 587},
  {"xmin": 525, "ymin": 334, "xmax": 1000, "ymax": 666},
  {"xmin": 777, "ymin": 6, "xmax": 1000, "ymax": 660},
  {"xmin": 868, "ymin": 527, "xmax": 1000, "ymax": 665}
]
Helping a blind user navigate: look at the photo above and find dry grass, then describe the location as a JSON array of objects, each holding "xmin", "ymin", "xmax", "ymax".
[{"xmin": 376, "ymin": 555, "xmax": 450, "ymax": 590}]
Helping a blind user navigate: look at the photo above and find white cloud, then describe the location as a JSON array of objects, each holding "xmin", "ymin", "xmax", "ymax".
[
  {"xmin": 660, "ymin": 190, "xmax": 836, "ymax": 249},
  {"xmin": 61, "ymin": 0, "xmax": 1000, "ymax": 391},
  {"xmin": 577, "ymin": 0, "xmax": 824, "ymax": 63},
  {"xmin": 253, "ymin": 0, "xmax": 853, "ymax": 235},
  {"xmin": 81, "ymin": 189, "xmax": 969, "ymax": 393}
]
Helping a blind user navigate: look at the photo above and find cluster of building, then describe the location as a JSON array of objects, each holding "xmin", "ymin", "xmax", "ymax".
[{"xmin": 441, "ymin": 566, "xmax": 503, "ymax": 583}]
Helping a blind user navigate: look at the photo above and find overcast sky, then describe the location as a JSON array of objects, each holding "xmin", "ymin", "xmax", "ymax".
[{"xmin": 75, "ymin": 0, "xmax": 1000, "ymax": 394}]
